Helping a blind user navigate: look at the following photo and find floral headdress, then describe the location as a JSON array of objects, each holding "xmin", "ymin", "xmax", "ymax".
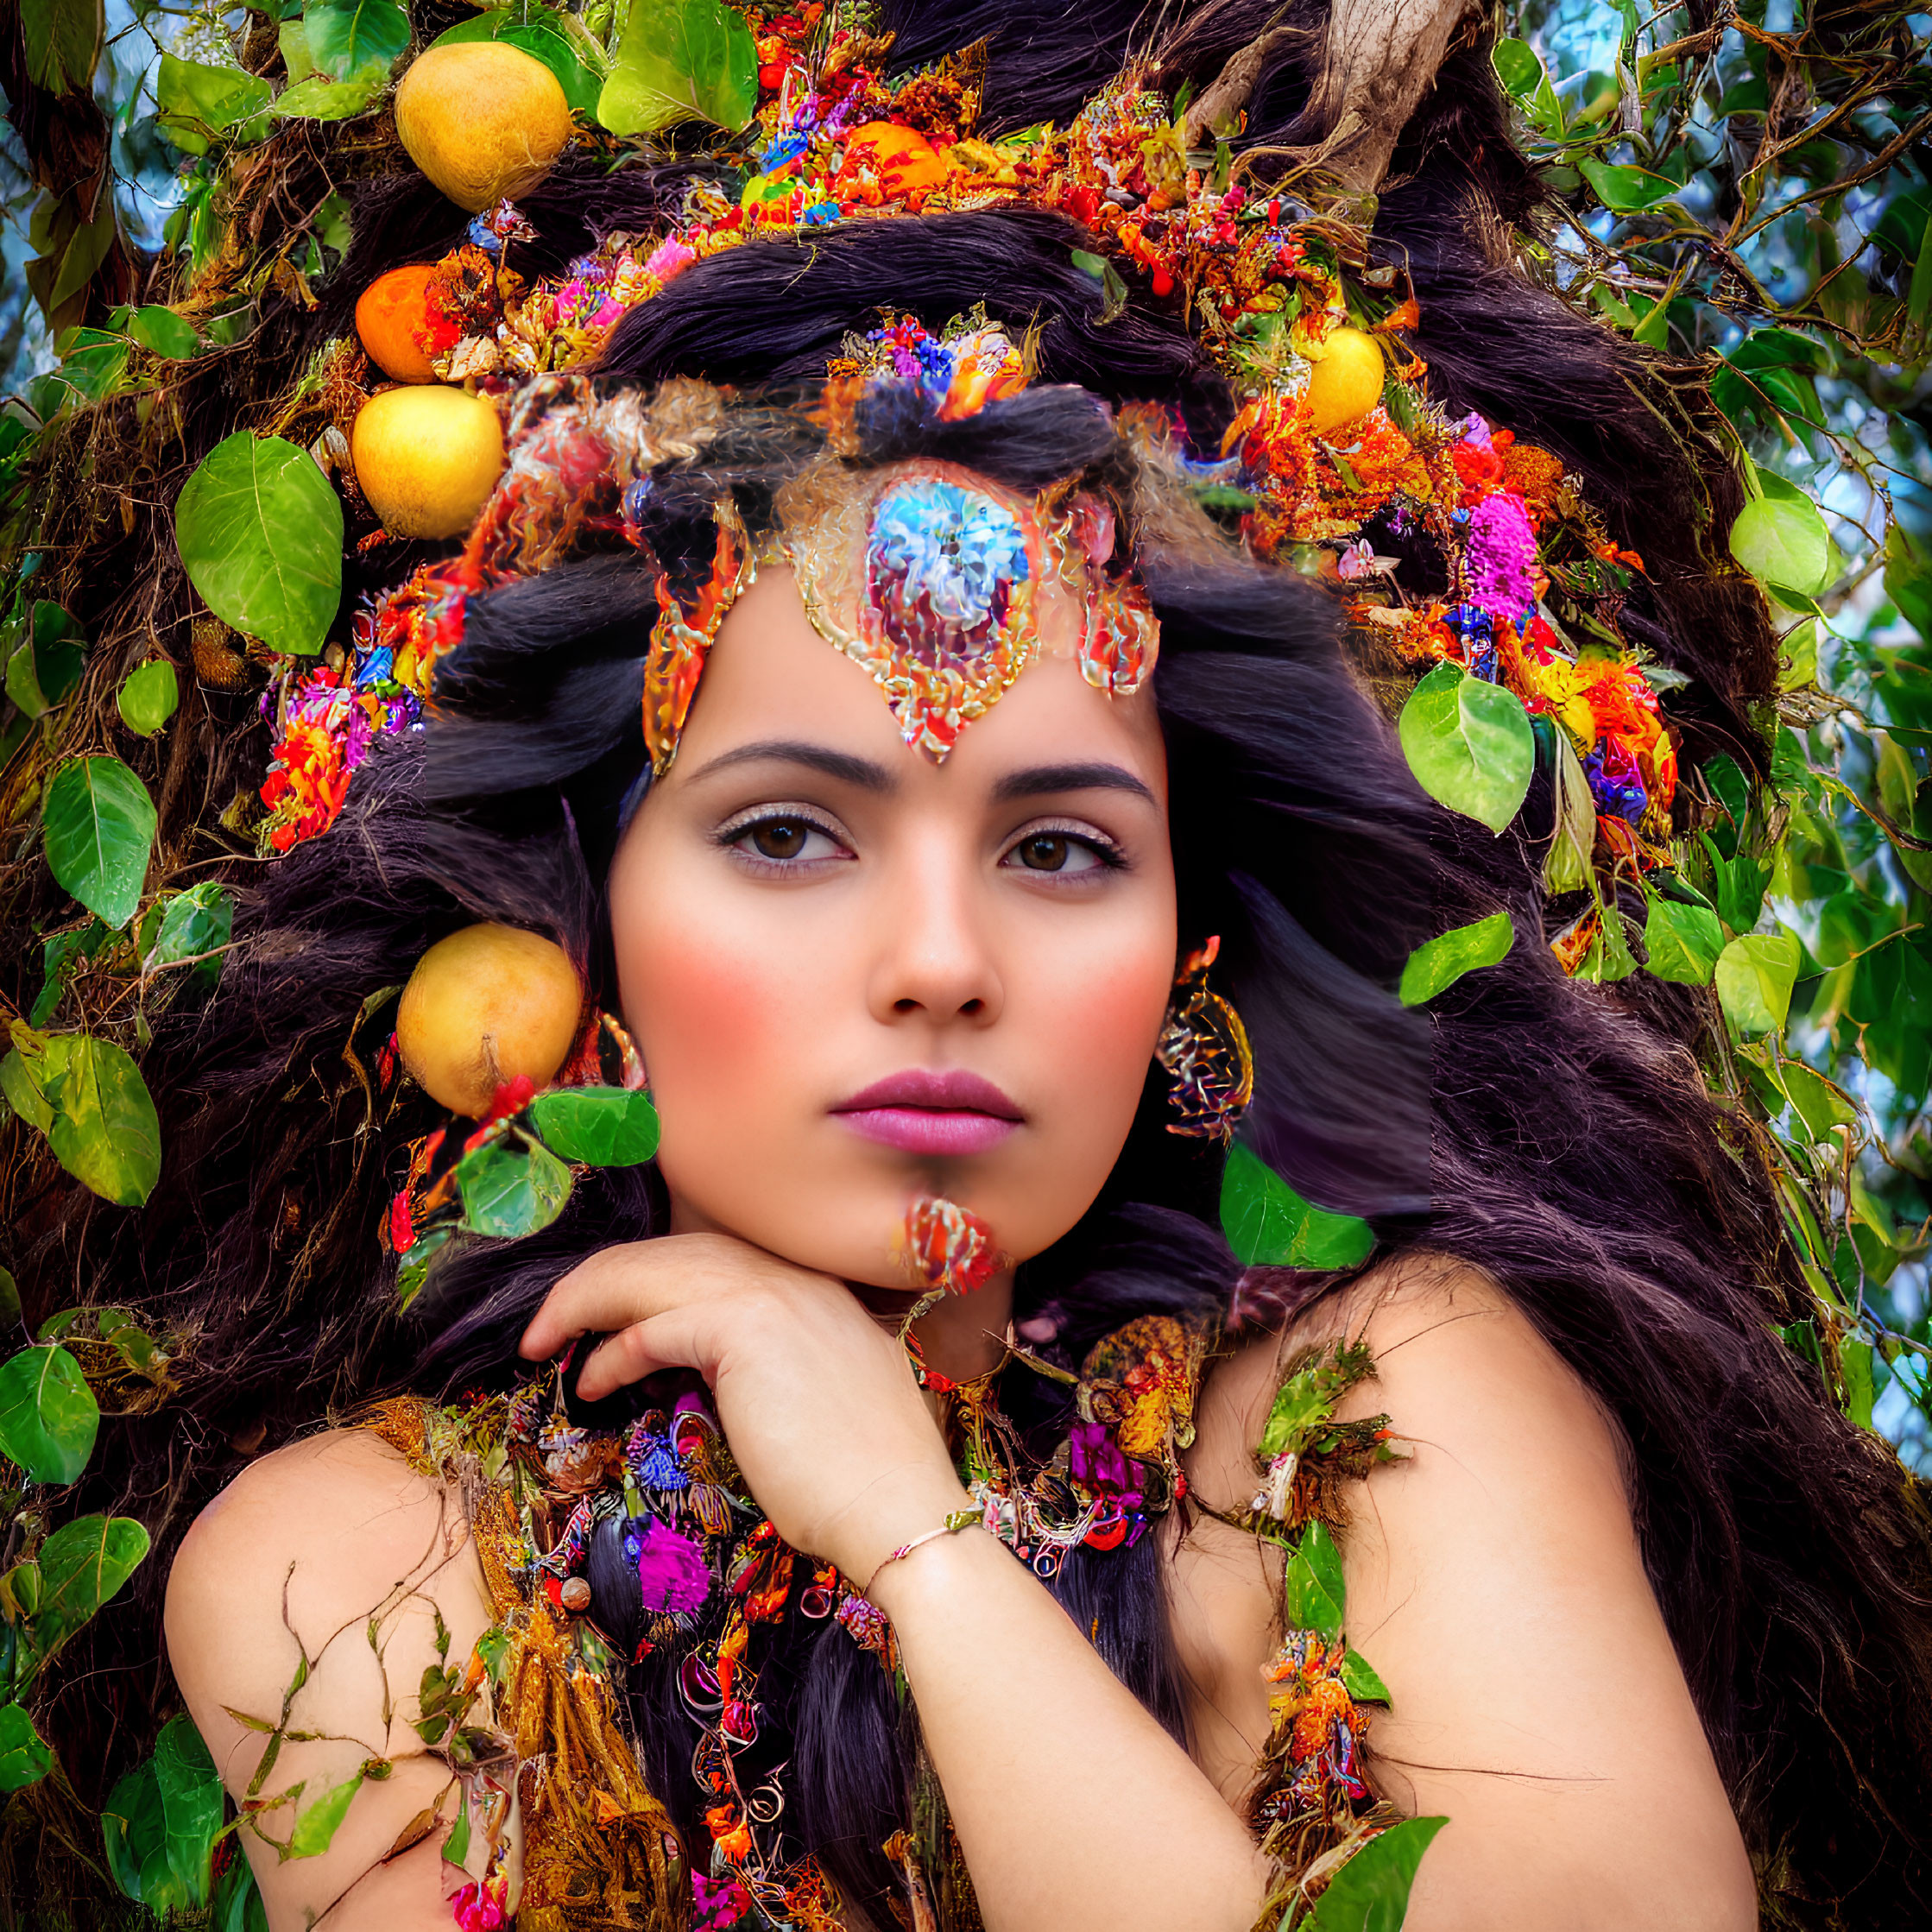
[{"xmin": 266, "ymin": 18, "xmax": 1679, "ymax": 988}]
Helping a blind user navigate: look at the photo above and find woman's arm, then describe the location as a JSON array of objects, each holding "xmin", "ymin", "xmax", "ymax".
[
  {"xmin": 527, "ymin": 1236, "xmax": 1271, "ymax": 1932},
  {"xmin": 165, "ymin": 1430, "xmax": 501, "ymax": 1932},
  {"xmin": 1179, "ymin": 1258, "xmax": 1760, "ymax": 1932}
]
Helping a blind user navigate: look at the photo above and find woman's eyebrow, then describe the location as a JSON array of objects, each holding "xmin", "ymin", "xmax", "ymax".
[
  {"xmin": 683, "ymin": 740, "xmax": 898, "ymax": 791},
  {"xmin": 990, "ymin": 762, "xmax": 1159, "ymax": 806}
]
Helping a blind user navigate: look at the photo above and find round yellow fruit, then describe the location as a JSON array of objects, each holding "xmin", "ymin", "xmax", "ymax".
[
  {"xmin": 396, "ymin": 923, "xmax": 583, "ymax": 1117},
  {"xmin": 351, "ymin": 386, "xmax": 504, "ymax": 540},
  {"xmin": 1304, "ymin": 326, "xmax": 1386, "ymax": 437},
  {"xmin": 394, "ymin": 42, "xmax": 571, "ymax": 214}
]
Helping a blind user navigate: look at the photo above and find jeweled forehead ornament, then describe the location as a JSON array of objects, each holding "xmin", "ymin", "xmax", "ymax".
[{"xmin": 779, "ymin": 458, "xmax": 1159, "ymax": 762}]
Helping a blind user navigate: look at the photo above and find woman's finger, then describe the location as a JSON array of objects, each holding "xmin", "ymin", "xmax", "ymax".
[
  {"xmin": 575, "ymin": 1306, "xmax": 713, "ymax": 1401},
  {"xmin": 518, "ymin": 1241, "xmax": 703, "ymax": 1359}
]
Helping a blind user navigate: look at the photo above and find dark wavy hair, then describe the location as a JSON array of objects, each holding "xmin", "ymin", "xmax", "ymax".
[{"xmin": 19, "ymin": 7, "xmax": 1932, "ymax": 1929}]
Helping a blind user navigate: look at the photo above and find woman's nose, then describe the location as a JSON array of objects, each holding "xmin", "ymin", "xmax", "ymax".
[{"xmin": 864, "ymin": 842, "xmax": 1004, "ymax": 1029}]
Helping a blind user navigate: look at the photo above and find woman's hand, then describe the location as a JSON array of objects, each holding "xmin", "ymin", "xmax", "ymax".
[{"xmin": 519, "ymin": 1234, "xmax": 971, "ymax": 1582}]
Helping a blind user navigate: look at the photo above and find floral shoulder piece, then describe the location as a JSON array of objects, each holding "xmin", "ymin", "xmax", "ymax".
[{"xmin": 1225, "ymin": 1341, "xmax": 1445, "ymax": 1932}]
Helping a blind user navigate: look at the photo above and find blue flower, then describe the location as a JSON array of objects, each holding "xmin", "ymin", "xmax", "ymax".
[
  {"xmin": 760, "ymin": 132, "xmax": 810, "ymax": 171},
  {"xmin": 869, "ymin": 482, "xmax": 1030, "ymax": 637}
]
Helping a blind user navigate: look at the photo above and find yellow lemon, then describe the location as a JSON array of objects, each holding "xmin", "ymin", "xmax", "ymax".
[
  {"xmin": 351, "ymin": 386, "xmax": 504, "ymax": 540},
  {"xmin": 394, "ymin": 42, "xmax": 571, "ymax": 214},
  {"xmin": 1304, "ymin": 327, "xmax": 1386, "ymax": 437},
  {"xmin": 397, "ymin": 924, "xmax": 584, "ymax": 1117}
]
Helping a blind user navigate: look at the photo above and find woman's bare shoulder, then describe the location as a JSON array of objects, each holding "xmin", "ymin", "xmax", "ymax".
[
  {"xmin": 166, "ymin": 1428, "xmax": 496, "ymax": 1931},
  {"xmin": 1185, "ymin": 1255, "xmax": 1758, "ymax": 1930},
  {"xmin": 167, "ymin": 1427, "xmax": 457, "ymax": 1661}
]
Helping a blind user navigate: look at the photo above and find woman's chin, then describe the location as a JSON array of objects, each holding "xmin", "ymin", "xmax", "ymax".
[{"xmin": 661, "ymin": 1186, "xmax": 1034, "ymax": 1297}]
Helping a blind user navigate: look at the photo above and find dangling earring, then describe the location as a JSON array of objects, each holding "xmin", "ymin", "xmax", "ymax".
[{"xmin": 1156, "ymin": 937, "xmax": 1253, "ymax": 1142}]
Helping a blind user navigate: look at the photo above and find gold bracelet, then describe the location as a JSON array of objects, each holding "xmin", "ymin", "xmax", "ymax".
[{"xmin": 862, "ymin": 1507, "xmax": 983, "ymax": 1600}]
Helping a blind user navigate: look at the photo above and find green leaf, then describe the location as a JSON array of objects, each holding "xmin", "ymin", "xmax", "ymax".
[
  {"xmin": 1730, "ymin": 466, "xmax": 1829, "ymax": 597},
  {"xmin": 1220, "ymin": 1142, "xmax": 1373, "ymax": 1271},
  {"xmin": 432, "ymin": 8, "xmax": 608, "ymax": 115},
  {"xmin": 1884, "ymin": 524, "xmax": 1932, "ymax": 644},
  {"xmin": 103, "ymin": 1752, "xmax": 190, "ymax": 1912},
  {"xmin": 128, "ymin": 306, "xmax": 199, "ymax": 360},
  {"xmin": 0, "ymin": 1045, "xmax": 52, "ymax": 1135},
  {"xmin": 444, "ymin": 1786, "xmax": 470, "ymax": 1867},
  {"xmin": 1644, "ymin": 895, "xmax": 1724, "ymax": 985},
  {"xmin": 174, "ymin": 432, "xmax": 343, "ymax": 655},
  {"xmin": 274, "ymin": 66, "xmax": 390, "ymax": 120},
  {"xmin": 145, "ymin": 881, "xmax": 234, "ymax": 989},
  {"xmin": 1838, "ymin": 1332, "xmax": 1877, "ymax": 1429},
  {"xmin": 1576, "ymin": 155, "xmax": 1677, "ymax": 211},
  {"xmin": 597, "ymin": 0, "xmax": 757, "ymax": 136},
  {"xmin": 304, "ymin": 0, "xmax": 411, "ymax": 82},
  {"xmin": 1398, "ymin": 912, "xmax": 1513, "ymax": 1007},
  {"xmin": 22, "ymin": 0, "xmax": 103, "ymax": 95},
  {"xmin": 1283, "ymin": 1521, "xmax": 1346, "ymax": 1642},
  {"xmin": 1715, "ymin": 931, "xmax": 1800, "ymax": 1035},
  {"xmin": 117, "ymin": 660, "xmax": 179, "ymax": 736},
  {"xmin": 40, "ymin": 1032, "xmax": 162, "ymax": 1206},
  {"xmin": 213, "ymin": 1839, "xmax": 271, "ymax": 1932},
  {"xmin": 1398, "ymin": 664, "xmax": 1536, "ymax": 834},
  {"xmin": 0, "ymin": 1345, "xmax": 99, "ymax": 1486},
  {"xmin": 26, "ymin": 193, "xmax": 117, "ymax": 332},
  {"xmin": 1340, "ymin": 1647, "xmax": 1390, "ymax": 1704},
  {"xmin": 1304, "ymin": 1815, "xmax": 1450, "ymax": 1932},
  {"xmin": 1906, "ymin": 208, "xmax": 1932, "ymax": 339},
  {"xmin": 33, "ymin": 1513, "xmax": 149, "ymax": 1667},
  {"xmin": 0, "ymin": 1704, "xmax": 54, "ymax": 1794},
  {"xmin": 1542, "ymin": 729, "xmax": 1596, "ymax": 892},
  {"xmin": 456, "ymin": 1136, "xmax": 573, "ymax": 1240},
  {"xmin": 155, "ymin": 55, "xmax": 274, "ymax": 155},
  {"xmin": 1774, "ymin": 1059, "xmax": 1859, "ymax": 1143},
  {"xmin": 151, "ymin": 1715, "xmax": 223, "ymax": 1904},
  {"xmin": 281, "ymin": 18, "xmax": 318, "ymax": 84},
  {"xmin": 4, "ymin": 602, "xmax": 86, "ymax": 718},
  {"xmin": 287, "ymin": 1764, "xmax": 367, "ymax": 1859},
  {"xmin": 43, "ymin": 756, "xmax": 155, "ymax": 929},
  {"xmin": 527, "ymin": 1087, "xmax": 660, "ymax": 1165}
]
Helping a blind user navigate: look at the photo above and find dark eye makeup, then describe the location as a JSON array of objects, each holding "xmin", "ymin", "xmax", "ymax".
[{"xmin": 713, "ymin": 805, "xmax": 1129, "ymax": 878}]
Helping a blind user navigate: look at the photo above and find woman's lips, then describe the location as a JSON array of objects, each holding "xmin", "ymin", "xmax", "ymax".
[{"xmin": 830, "ymin": 1069, "xmax": 1023, "ymax": 1158}]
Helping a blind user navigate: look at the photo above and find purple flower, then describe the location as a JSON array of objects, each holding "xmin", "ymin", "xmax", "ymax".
[
  {"xmin": 1585, "ymin": 737, "xmax": 1648, "ymax": 824},
  {"xmin": 1067, "ymin": 1420, "xmax": 1146, "ymax": 1510},
  {"xmin": 635, "ymin": 1514, "xmax": 711, "ymax": 1614},
  {"xmin": 1464, "ymin": 492, "xmax": 1537, "ymax": 624}
]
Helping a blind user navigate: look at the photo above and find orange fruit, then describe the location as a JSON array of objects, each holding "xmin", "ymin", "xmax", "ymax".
[
  {"xmin": 355, "ymin": 264, "xmax": 454, "ymax": 384},
  {"xmin": 394, "ymin": 43, "xmax": 572, "ymax": 214},
  {"xmin": 838, "ymin": 122, "xmax": 952, "ymax": 202},
  {"xmin": 351, "ymin": 386, "xmax": 505, "ymax": 540},
  {"xmin": 396, "ymin": 923, "xmax": 584, "ymax": 1117}
]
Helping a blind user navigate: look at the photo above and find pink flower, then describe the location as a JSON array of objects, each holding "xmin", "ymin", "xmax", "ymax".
[
  {"xmin": 449, "ymin": 1879, "xmax": 508, "ymax": 1932},
  {"xmin": 692, "ymin": 1872, "xmax": 754, "ymax": 1929},
  {"xmin": 1465, "ymin": 491, "xmax": 1537, "ymax": 623},
  {"xmin": 636, "ymin": 1514, "xmax": 711, "ymax": 1613},
  {"xmin": 645, "ymin": 237, "xmax": 697, "ymax": 283}
]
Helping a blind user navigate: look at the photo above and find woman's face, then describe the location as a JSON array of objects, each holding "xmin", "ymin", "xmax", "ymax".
[{"xmin": 609, "ymin": 559, "xmax": 1177, "ymax": 1291}]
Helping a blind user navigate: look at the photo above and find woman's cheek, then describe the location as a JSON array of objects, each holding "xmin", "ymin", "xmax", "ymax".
[{"xmin": 623, "ymin": 928, "xmax": 802, "ymax": 1153}]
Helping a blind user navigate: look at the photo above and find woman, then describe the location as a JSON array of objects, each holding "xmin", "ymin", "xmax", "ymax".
[{"xmin": 40, "ymin": 10, "xmax": 1932, "ymax": 1932}]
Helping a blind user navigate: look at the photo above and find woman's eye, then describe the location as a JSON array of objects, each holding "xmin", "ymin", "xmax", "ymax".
[
  {"xmin": 1005, "ymin": 832, "xmax": 1111, "ymax": 874},
  {"xmin": 729, "ymin": 816, "xmax": 844, "ymax": 864}
]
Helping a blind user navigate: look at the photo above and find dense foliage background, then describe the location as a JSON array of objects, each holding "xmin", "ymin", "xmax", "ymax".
[{"xmin": 1487, "ymin": 0, "xmax": 1932, "ymax": 1463}]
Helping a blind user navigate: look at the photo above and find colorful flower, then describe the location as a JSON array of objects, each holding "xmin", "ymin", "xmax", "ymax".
[
  {"xmin": 1463, "ymin": 491, "xmax": 1537, "ymax": 624},
  {"xmin": 635, "ymin": 1514, "xmax": 712, "ymax": 1614}
]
